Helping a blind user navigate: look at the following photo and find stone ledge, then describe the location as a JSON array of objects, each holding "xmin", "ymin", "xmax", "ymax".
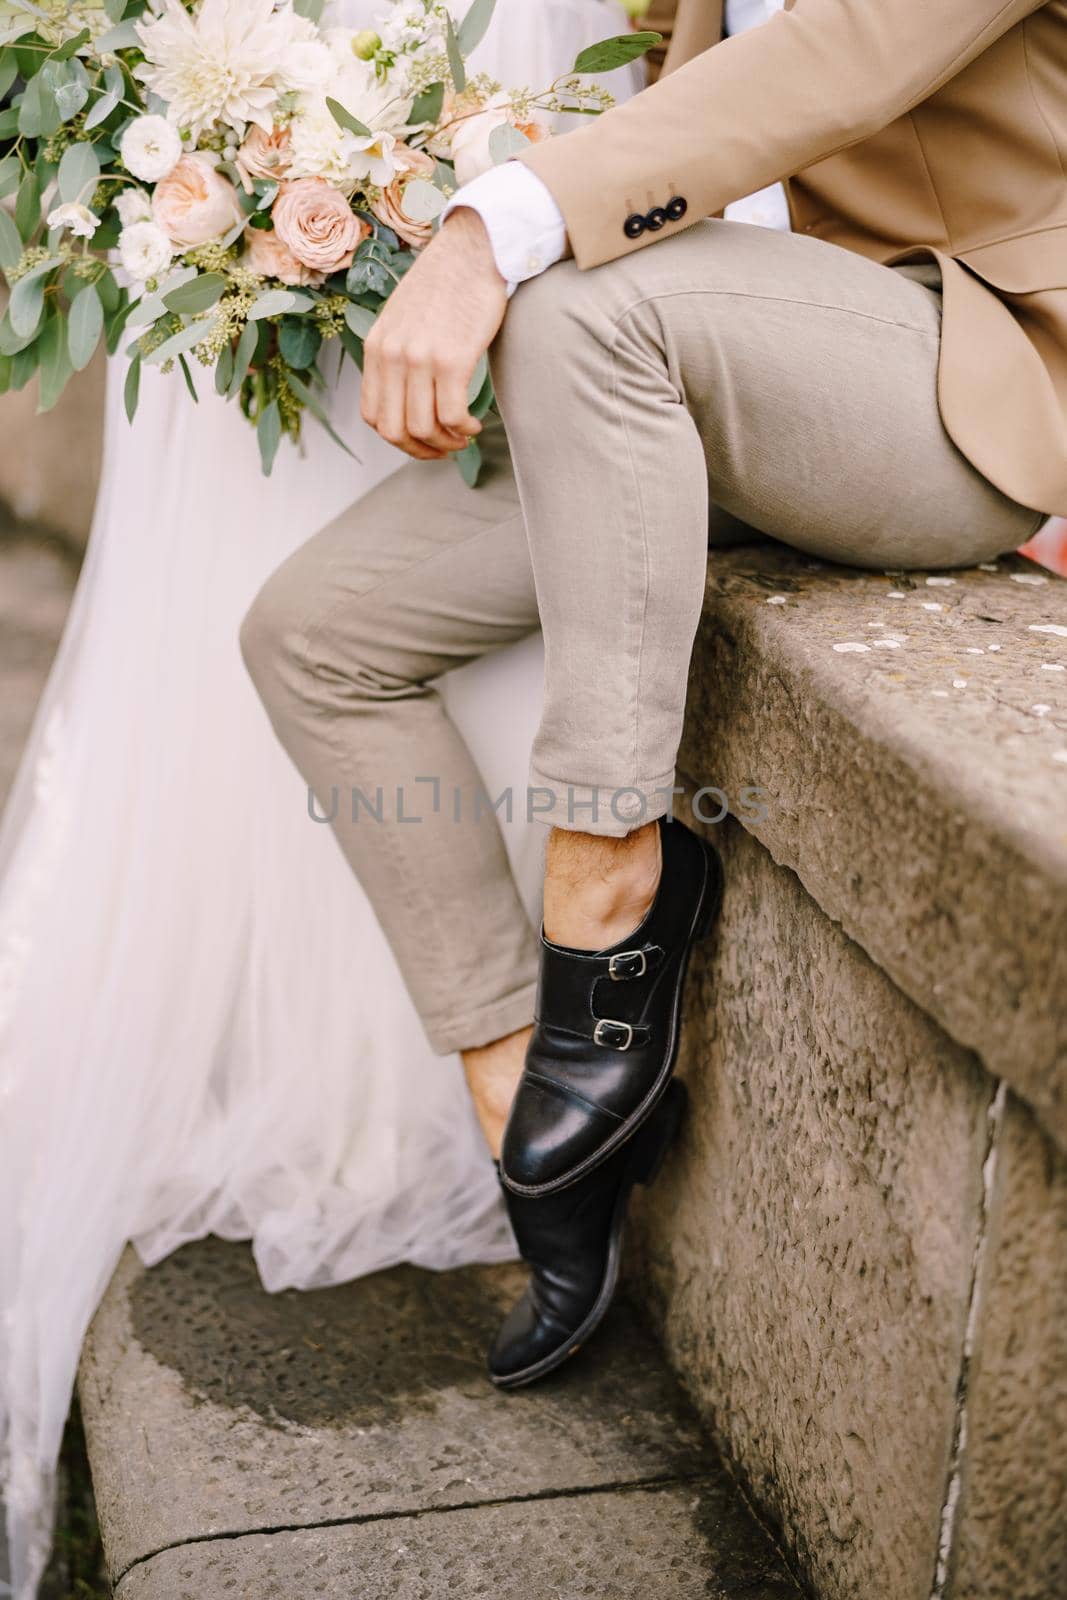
[
  {"xmin": 79, "ymin": 1243, "xmax": 801, "ymax": 1598},
  {"xmin": 681, "ymin": 547, "xmax": 1067, "ymax": 1152}
]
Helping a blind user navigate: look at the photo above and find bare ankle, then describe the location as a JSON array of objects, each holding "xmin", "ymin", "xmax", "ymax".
[
  {"xmin": 543, "ymin": 822, "xmax": 662, "ymax": 951},
  {"xmin": 462, "ymin": 1026, "xmax": 530, "ymax": 1160}
]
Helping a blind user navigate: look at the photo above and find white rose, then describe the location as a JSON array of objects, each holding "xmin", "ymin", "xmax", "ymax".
[
  {"xmin": 118, "ymin": 220, "xmax": 173, "ymax": 282},
  {"xmin": 120, "ymin": 115, "xmax": 183, "ymax": 183},
  {"xmin": 46, "ymin": 201, "xmax": 99, "ymax": 239},
  {"xmin": 115, "ymin": 187, "xmax": 153, "ymax": 227}
]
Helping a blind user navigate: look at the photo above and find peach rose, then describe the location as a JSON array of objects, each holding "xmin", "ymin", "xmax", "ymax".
[
  {"xmin": 272, "ymin": 177, "xmax": 369, "ymax": 276},
  {"xmin": 235, "ymin": 126, "xmax": 293, "ymax": 193},
  {"xmin": 244, "ymin": 225, "xmax": 326, "ymax": 287},
  {"xmin": 450, "ymin": 108, "xmax": 550, "ymax": 188},
  {"xmin": 152, "ymin": 155, "xmax": 244, "ymax": 249},
  {"xmin": 371, "ymin": 144, "xmax": 436, "ymax": 249}
]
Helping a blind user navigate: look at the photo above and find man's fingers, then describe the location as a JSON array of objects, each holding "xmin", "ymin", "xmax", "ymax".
[{"xmin": 436, "ymin": 367, "xmax": 481, "ymax": 442}]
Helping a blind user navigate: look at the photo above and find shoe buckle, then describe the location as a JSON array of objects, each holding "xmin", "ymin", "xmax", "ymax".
[
  {"xmin": 593, "ymin": 1018, "xmax": 635, "ymax": 1050},
  {"xmin": 608, "ymin": 948, "xmax": 647, "ymax": 981}
]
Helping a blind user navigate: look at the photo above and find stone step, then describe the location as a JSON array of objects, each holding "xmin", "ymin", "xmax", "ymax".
[
  {"xmin": 626, "ymin": 546, "xmax": 1067, "ymax": 1600},
  {"xmin": 79, "ymin": 1242, "xmax": 804, "ymax": 1599}
]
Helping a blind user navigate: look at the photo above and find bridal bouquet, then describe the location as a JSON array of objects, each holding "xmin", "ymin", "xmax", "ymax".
[{"xmin": 0, "ymin": 0, "xmax": 658, "ymax": 480}]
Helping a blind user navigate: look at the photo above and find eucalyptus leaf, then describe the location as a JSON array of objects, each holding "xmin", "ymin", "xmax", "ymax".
[
  {"xmin": 0, "ymin": 51, "xmax": 18, "ymax": 100},
  {"xmin": 0, "ymin": 352, "xmax": 11, "ymax": 396},
  {"xmin": 0, "ymin": 151, "xmax": 28, "ymax": 198},
  {"xmin": 248, "ymin": 287, "xmax": 298, "ymax": 320},
  {"xmin": 0, "ymin": 204, "xmax": 21, "ymax": 269},
  {"xmin": 253, "ymin": 179, "xmax": 279, "ymax": 211},
  {"xmin": 278, "ymin": 316, "xmax": 321, "ymax": 370},
  {"xmin": 143, "ymin": 316, "xmax": 217, "ymax": 365},
  {"xmin": 162, "ymin": 272, "xmax": 227, "ymax": 314},
  {"xmin": 17, "ymin": 72, "xmax": 58, "ymax": 138},
  {"xmin": 15, "ymin": 168, "xmax": 39, "ymax": 241},
  {"xmin": 95, "ymin": 18, "xmax": 141, "ymax": 51},
  {"xmin": 58, "ymin": 141, "xmax": 100, "ymax": 204},
  {"xmin": 444, "ymin": 12, "xmax": 465, "ymax": 92},
  {"xmin": 409, "ymin": 80, "xmax": 443, "ymax": 126},
  {"xmin": 124, "ymin": 351, "xmax": 141, "ymax": 422},
  {"xmin": 287, "ymin": 369, "xmax": 358, "ymax": 459},
  {"xmin": 53, "ymin": 27, "xmax": 91, "ymax": 60},
  {"xmin": 227, "ymin": 319, "xmax": 259, "ymax": 399},
  {"xmin": 455, "ymin": 438, "xmax": 482, "ymax": 488},
  {"xmin": 293, "ymin": 0, "xmax": 325, "ymax": 18},
  {"xmin": 457, "ymin": 0, "xmax": 497, "ymax": 54},
  {"xmin": 0, "ymin": 107, "xmax": 19, "ymax": 137},
  {"xmin": 9, "ymin": 341, "xmax": 38, "ymax": 390},
  {"xmin": 177, "ymin": 352, "xmax": 199, "ymax": 402},
  {"xmin": 104, "ymin": 0, "xmax": 129, "ymax": 20},
  {"xmin": 54, "ymin": 72, "xmax": 89, "ymax": 124},
  {"xmin": 343, "ymin": 302, "xmax": 376, "ymax": 340},
  {"xmin": 214, "ymin": 341, "xmax": 234, "ymax": 395},
  {"xmin": 572, "ymin": 32, "xmax": 662, "ymax": 74},
  {"xmin": 36, "ymin": 310, "xmax": 72, "ymax": 413},
  {"xmin": 257, "ymin": 398, "xmax": 282, "ymax": 476},
  {"xmin": 326, "ymin": 96, "xmax": 370, "ymax": 139},
  {"xmin": 0, "ymin": 308, "xmax": 39, "ymax": 355},
  {"xmin": 8, "ymin": 266, "xmax": 50, "ymax": 338},
  {"xmin": 466, "ymin": 352, "xmax": 488, "ymax": 407},
  {"xmin": 84, "ymin": 85, "xmax": 120, "ymax": 130},
  {"xmin": 68, "ymin": 283, "xmax": 103, "ymax": 371},
  {"xmin": 488, "ymin": 122, "xmax": 530, "ymax": 164},
  {"xmin": 400, "ymin": 177, "xmax": 445, "ymax": 223}
]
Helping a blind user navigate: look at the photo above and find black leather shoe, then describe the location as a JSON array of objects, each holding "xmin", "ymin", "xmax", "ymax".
[
  {"xmin": 499, "ymin": 815, "xmax": 721, "ymax": 1198},
  {"xmin": 489, "ymin": 1079, "xmax": 687, "ymax": 1390}
]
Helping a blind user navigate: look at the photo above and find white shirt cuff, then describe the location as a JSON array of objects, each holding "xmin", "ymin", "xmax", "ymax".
[{"xmin": 442, "ymin": 161, "xmax": 567, "ymax": 297}]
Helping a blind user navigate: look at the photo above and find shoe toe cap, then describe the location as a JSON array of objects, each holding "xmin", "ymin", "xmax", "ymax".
[{"xmin": 501, "ymin": 1078, "xmax": 618, "ymax": 1192}]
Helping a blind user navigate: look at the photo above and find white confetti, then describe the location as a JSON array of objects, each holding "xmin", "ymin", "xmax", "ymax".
[
  {"xmin": 1029, "ymin": 623, "xmax": 1067, "ymax": 637},
  {"xmin": 953, "ymin": 679, "xmax": 968, "ymax": 688},
  {"xmin": 930, "ymin": 689, "xmax": 950, "ymax": 698},
  {"xmin": 1032, "ymin": 704, "xmax": 1051, "ymax": 716},
  {"xmin": 833, "ymin": 642, "xmax": 871, "ymax": 653},
  {"xmin": 766, "ymin": 594, "xmax": 789, "ymax": 604},
  {"xmin": 978, "ymin": 562, "xmax": 1000, "ymax": 572},
  {"xmin": 987, "ymin": 643, "xmax": 1002, "ymax": 652},
  {"xmin": 866, "ymin": 621, "xmax": 885, "ymax": 628},
  {"xmin": 921, "ymin": 602, "xmax": 944, "ymax": 612},
  {"xmin": 887, "ymin": 590, "xmax": 907, "ymax": 598},
  {"xmin": 1054, "ymin": 750, "xmax": 1067, "ymax": 766},
  {"xmin": 965, "ymin": 647, "xmax": 985, "ymax": 654},
  {"xmin": 872, "ymin": 638, "xmax": 902, "ymax": 649},
  {"xmin": 1011, "ymin": 571, "xmax": 1049, "ymax": 585},
  {"xmin": 1041, "ymin": 662, "xmax": 1066, "ymax": 672},
  {"xmin": 926, "ymin": 576, "xmax": 956, "ymax": 587}
]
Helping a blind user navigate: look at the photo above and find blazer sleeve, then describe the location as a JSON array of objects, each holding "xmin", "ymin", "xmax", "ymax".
[{"xmin": 519, "ymin": 0, "xmax": 1046, "ymax": 268}]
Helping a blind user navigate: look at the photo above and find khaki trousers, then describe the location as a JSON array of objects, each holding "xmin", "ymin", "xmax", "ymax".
[{"xmin": 241, "ymin": 220, "xmax": 1042, "ymax": 1053}]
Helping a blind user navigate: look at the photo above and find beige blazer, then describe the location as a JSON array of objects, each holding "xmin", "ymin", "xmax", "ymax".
[{"xmin": 521, "ymin": 0, "xmax": 1067, "ymax": 516}]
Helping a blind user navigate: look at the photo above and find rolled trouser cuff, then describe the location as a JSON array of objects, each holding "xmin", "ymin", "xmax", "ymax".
[
  {"xmin": 524, "ymin": 767, "xmax": 682, "ymax": 838},
  {"xmin": 425, "ymin": 977, "xmax": 539, "ymax": 1056}
]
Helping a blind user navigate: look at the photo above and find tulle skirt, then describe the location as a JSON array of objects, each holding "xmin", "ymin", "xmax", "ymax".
[{"xmin": 0, "ymin": 3, "xmax": 645, "ymax": 1593}]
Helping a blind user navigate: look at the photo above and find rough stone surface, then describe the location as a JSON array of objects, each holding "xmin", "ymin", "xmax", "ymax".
[
  {"xmin": 113, "ymin": 1482, "xmax": 802, "ymax": 1600},
  {"xmin": 0, "ymin": 528, "xmax": 77, "ymax": 807},
  {"xmin": 680, "ymin": 548, "xmax": 1067, "ymax": 1152},
  {"xmin": 80, "ymin": 1244, "xmax": 799, "ymax": 1594},
  {"xmin": 951, "ymin": 1092, "xmax": 1067, "ymax": 1599},
  {"xmin": 629, "ymin": 816, "xmax": 994, "ymax": 1600},
  {"xmin": 0, "ymin": 358, "xmax": 104, "ymax": 546}
]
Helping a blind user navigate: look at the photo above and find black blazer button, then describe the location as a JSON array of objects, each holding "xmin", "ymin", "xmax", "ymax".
[
  {"xmin": 624, "ymin": 212, "xmax": 647, "ymax": 239},
  {"xmin": 665, "ymin": 196, "xmax": 688, "ymax": 222},
  {"xmin": 646, "ymin": 207, "xmax": 668, "ymax": 231}
]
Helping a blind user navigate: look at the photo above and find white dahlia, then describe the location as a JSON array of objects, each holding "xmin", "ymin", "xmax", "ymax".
[{"xmin": 134, "ymin": 0, "xmax": 331, "ymax": 141}]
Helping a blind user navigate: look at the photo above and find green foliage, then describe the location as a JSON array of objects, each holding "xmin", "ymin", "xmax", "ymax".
[
  {"xmin": 444, "ymin": 12, "xmax": 465, "ymax": 92},
  {"xmin": 67, "ymin": 283, "xmax": 103, "ymax": 371},
  {"xmin": 257, "ymin": 397, "xmax": 282, "ymax": 475},
  {"xmin": 326, "ymin": 95, "xmax": 371, "ymax": 139},
  {"xmin": 572, "ymin": 32, "xmax": 662, "ymax": 73}
]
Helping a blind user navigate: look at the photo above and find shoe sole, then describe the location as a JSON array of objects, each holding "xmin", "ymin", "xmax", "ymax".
[
  {"xmin": 501, "ymin": 838, "xmax": 723, "ymax": 1200},
  {"xmin": 489, "ymin": 1081, "xmax": 688, "ymax": 1392}
]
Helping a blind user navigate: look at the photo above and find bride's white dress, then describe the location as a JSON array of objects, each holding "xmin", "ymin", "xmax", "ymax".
[{"xmin": 0, "ymin": 6, "xmax": 644, "ymax": 1595}]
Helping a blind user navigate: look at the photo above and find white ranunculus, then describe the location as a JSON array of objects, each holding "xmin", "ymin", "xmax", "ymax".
[
  {"xmin": 135, "ymin": 0, "xmax": 324, "ymax": 140},
  {"xmin": 46, "ymin": 201, "xmax": 99, "ymax": 239},
  {"xmin": 120, "ymin": 115, "xmax": 183, "ymax": 182},
  {"xmin": 118, "ymin": 220, "xmax": 173, "ymax": 282},
  {"xmin": 114, "ymin": 187, "xmax": 153, "ymax": 227}
]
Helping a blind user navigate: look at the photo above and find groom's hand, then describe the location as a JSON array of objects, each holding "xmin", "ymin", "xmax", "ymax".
[{"xmin": 361, "ymin": 208, "xmax": 508, "ymax": 460}]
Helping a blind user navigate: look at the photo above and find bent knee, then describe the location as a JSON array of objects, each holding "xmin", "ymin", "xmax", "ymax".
[{"xmin": 239, "ymin": 566, "xmax": 308, "ymax": 703}]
